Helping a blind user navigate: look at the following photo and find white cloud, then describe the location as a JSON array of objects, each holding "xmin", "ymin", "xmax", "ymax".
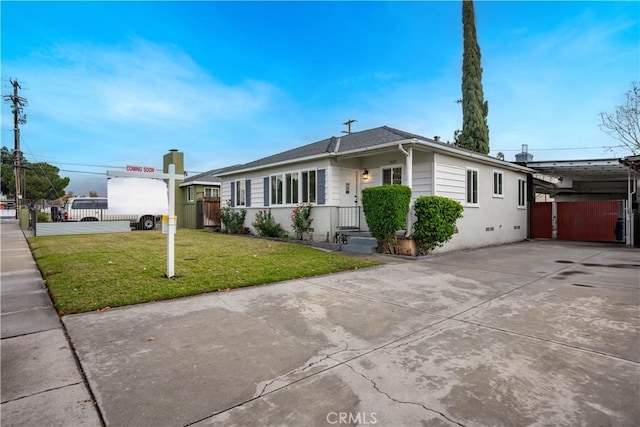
[
  {"xmin": 2, "ymin": 39, "xmax": 281, "ymax": 166},
  {"xmin": 1, "ymin": 40, "xmax": 307, "ymax": 197}
]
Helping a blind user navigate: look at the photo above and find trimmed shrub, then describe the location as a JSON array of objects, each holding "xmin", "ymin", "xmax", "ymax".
[
  {"xmin": 220, "ymin": 200, "xmax": 247, "ymax": 234},
  {"xmin": 37, "ymin": 212, "xmax": 50, "ymax": 223},
  {"xmin": 412, "ymin": 196, "xmax": 463, "ymax": 254},
  {"xmin": 253, "ymin": 209, "xmax": 286, "ymax": 238},
  {"xmin": 362, "ymin": 185, "xmax": 411, "ymax": 253}
]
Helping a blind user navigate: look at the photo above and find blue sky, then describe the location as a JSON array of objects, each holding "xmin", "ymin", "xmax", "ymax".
[{"xmin": 1, "ymin": 1, "xmax": 639, "ymax": 196}]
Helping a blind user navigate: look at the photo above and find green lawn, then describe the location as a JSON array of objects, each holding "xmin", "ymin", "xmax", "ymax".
[{"xmin": 28, "ymin": 230, "xmax": 380, "ymax": 315}]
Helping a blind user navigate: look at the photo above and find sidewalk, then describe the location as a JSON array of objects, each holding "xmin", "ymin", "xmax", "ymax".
[{"xmin": 1, "ymin": 219, "xmax": 102, "ymax": 426}]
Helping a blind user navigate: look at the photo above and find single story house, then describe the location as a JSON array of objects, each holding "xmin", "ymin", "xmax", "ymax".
[
  {"xmin": 163, "ymin": 149, "xmax": 225, "ymax": 229},
  {"xmin": 176, "ymin": 169, "xmax": 224, "ymax": 229},
  {"xmin": 216, "ymin": 126, "xmax": 534, "ymax": 253},
  {"xmin": 179, "ymin": 169, "xmax": 222, "ymax": 203}
]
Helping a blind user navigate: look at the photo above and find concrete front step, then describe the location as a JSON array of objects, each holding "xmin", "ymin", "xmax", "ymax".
[{"xmin": 341, "ymin": 236, "xmax": 378, "ymax": 254}]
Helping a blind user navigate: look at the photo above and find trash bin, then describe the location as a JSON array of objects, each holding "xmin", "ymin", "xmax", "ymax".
[
  {"xmin": 615, "ymin": 218, "xmax": 624, "ymax": 241},
  {"xmin": 51, "ymin": 206, "xmax": 59, "ymax": 222}
]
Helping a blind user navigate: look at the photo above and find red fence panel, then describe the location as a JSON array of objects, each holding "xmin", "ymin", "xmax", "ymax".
[
  {"xmin": 557, "ymin": 200, "xmax": 619, "ymax": 242},
  {"xmin": 530, "ymin": 202, "xmax": 553, "ymax": 239}
]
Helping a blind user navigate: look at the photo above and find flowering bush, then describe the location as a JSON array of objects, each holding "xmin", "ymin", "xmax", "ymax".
[
  {"xmin": 291, "ymin": 203, "xmax": 314, "ymax": 240},
  {"xmin": 220, "ymin": 200, "xmax": 247, "ymax": 234},
  {"xmin": 252, "ymin": 209, "xmax": 286, "ymax": 238}
]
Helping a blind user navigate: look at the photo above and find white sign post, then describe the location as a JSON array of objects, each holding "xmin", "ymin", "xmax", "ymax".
[{"xmin": 107, "ymin": 164, "xmax": 182, "ymax": 278}]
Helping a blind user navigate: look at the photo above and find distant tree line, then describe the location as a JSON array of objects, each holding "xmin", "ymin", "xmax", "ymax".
[{"xmin": 1, "ymin": 146, "xmax": 70, "ymax": 203}]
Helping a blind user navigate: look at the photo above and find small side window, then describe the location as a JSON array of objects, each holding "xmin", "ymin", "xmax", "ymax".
[{"xmin": 493, "ymin": 171, "xmax": 503, "ymax": 197}]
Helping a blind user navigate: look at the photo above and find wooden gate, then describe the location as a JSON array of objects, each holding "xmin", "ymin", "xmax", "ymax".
[
  {"xmin": 196, "ymin": 197, "xmax": 221, "ymax": 229},
  {"xmin": 530, "ymin": 202, "xmax": 552, "ymax": 238},
  {"xmin": 557, "ymin": 200, "xmax": 620, "ymax": 242}
]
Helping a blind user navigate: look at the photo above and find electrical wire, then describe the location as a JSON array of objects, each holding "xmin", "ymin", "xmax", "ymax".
[{"xmin": 493, "ymin": 145, "xmax": 625, "ymax": 152}]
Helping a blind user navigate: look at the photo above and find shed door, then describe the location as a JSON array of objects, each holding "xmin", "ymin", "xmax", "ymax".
[{"xmin": 530, "ymin": 202, "xmax": 552, "ymax": 239}]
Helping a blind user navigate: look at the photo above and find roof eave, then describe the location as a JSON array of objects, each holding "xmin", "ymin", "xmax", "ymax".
[
  {"xmin": 179, "ymin": 180, "xmax": 221, "ymax": 187},
  {"xmin": 338, "ymin": 137, "xmax": 534, "ymax": 173},
  {"xmin": 414, "ymin": 140, "xmax": 535, "ymax": 173},
  {"xmin": 216, "ymin": 152, "xmax": 333, "ymax": 177}
]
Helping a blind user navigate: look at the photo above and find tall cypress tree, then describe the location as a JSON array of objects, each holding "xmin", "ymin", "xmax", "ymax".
[{"xmin": 456, "ymin": 0, "xmax": 489, "ymax": 154}]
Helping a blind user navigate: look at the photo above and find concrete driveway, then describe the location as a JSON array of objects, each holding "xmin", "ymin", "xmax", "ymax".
[{"xmin": 63, "ymin": 240, "xmax": 639, "ymax": 426}]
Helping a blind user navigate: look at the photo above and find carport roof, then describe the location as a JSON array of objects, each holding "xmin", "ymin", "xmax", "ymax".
[
  {"xmin": 526, "ymin": 158, "xmax": 631, "ymax": 182},
  {"xmin": 526, "ymin": 157, "xmax": 638, "ymax": 196}
]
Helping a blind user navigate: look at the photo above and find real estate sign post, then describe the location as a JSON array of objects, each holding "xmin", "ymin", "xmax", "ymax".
[{"xmin": 107, "ymin": 164, "xmax": 181, "ymax": 278}]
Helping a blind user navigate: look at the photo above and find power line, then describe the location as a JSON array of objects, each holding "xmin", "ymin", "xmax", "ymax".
[
  {"xmin": 23, "ymin": 158, "xmax": 127, "ymax": 170},
  {"xmin": 58, "ymin": 169, "xmax": 108, "ymax": 175},
  {"xmin": 21, "ymin": 137, "xmax": 68, "ymax": 200},
  {"xmin": 21, "ymin": 152, "xmax": 204, "ymax": 175},
  {"xmin": 493, "ymin": 145, "xmax": 625, "ymax": 152}
]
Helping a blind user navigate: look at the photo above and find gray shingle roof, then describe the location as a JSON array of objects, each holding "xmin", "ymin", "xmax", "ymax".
[
  {"xmin": 212, "ymin": 125, "xmax": 533, "ymax": 176},
  {"xmin": 218, "ymin": 126, "xmax": 435, "ymax": 175},
  {"xmin": 182, "ymin": 167, "xmax": 230, "ymax": 184}
]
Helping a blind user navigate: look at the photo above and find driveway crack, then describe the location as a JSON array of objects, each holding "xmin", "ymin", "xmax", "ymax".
[
  {"xmin": 343, "ymin": 362, "xmax": 467, "ymax": 427},
  {"xmin": 255, "ymin": 342, "xmax": 366, "ymax": 397}
]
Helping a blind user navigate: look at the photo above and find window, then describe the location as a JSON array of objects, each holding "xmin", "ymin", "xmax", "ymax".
[
  {"xmin": 204, "ymin": 187, "xmax": 219, "ymax": 198},
  {"xmin": 270, "ymin": 175, "xmax": 283, "ymax": 205},
  {"xmin": 236, "ymin": 180, "xmax": 246, "ymax": 206},
  {"xmin": 301, "ymin": 170, "xmax": 316, "ymax": 203},
  {"xmin": 382, "ymin": 167, "xmax": 402, "ymax": 185},
  {"xmin": 466, "ymin": 169, "xmax": 479, "ymax": 205},
  {"xmin": 187, "ymin": 186, "xmax": 195, "ymax": 203},
  {"xmin": 285, "ymin": 173, "xmax": 299, "ymax": 204},
  {"xmin": 268, "ymin": 170, "xmax": 315, "ymax": 205},
  {"xmin": 493, "ymin": 171, "xmax": 503, "ymax": 197},
  {"xmin": 518, "ymin": 179, "xmax": 526, "ymax": 208}
]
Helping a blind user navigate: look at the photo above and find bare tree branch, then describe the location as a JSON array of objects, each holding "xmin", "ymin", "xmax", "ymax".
[{"xmin": 599, "ymin": 82, "xmax": 640, "ymax": 154}]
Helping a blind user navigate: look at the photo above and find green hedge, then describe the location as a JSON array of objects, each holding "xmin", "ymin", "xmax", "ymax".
[
  {"xmin": 412, "ymin": 196, "xmax": 463, "ymax": 253},
  {"xmin": 362, "ymin": 185, "xmax": 411, "ymax": 253}
]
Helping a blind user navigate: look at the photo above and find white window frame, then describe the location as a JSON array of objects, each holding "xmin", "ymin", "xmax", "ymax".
[
  {"xmin": 236, "ymin": 180, "xmax": 246, "ymax": 206},
  {"xmin": 518, "ymin": 179, "xmax": 526, "ymax": 208},
  {"xmin": 268, "ymin": 169, "xmax": 316, "ymax": 205},
  {"xmin": 270, "ymin": 174, "xmax": 283, "ymax": 205},
  {"xmin": 493, "ymin": 171, "xmax": 503, "ymax": 198},
  {"xmin": 204, "ymin": 187, "xmax": 219, "ymax": 198},
  {"xmin": 466, "ymin": 168, "xmax": 479, "ymax": 206},
  {"xmin": 187, "ymin": 186, "xmax": 195, "ymax": 203},
  {"xmin": 285, "ymin": 172, "xmax": 299, "ymax": 204},
  {"xmin": 382, "ymin": 166, "xmax": 402, "ymax": 185}
]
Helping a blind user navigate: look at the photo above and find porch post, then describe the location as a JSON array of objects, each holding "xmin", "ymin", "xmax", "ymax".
[
  {"xmin": 628, "ymin": 166, "xmax": 633, "ymax": 246},
  {"xmin": 405, "ymin": 147, "xmax": 413, "ymax": 236}
]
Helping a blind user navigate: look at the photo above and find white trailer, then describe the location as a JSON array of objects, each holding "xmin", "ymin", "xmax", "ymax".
[
  {"xmin": 107, "ymin": 177, "xmax": 168, "ymax": 229},
  {"xmin": 62, "ymin": 178, "xmax": 168, "ymax": 230}
]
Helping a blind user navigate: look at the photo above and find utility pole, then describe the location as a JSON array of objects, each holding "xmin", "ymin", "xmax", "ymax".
[
  {"xmin": 342, "ymin": 119, "xmax": 357, "ymax": 135},
  {"xmin": 3, "ymin": 79, "xmax": 27, "ymax": 216}
]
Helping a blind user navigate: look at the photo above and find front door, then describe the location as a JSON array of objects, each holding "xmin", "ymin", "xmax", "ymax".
[{"xmin": 339, "ymin": 169, "xmax": 359, "ymax": 229}]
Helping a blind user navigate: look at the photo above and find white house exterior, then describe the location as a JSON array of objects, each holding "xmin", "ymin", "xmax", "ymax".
[{"xmin": 217, "ymin": 126, "xmax": 533, "ymax": 253}]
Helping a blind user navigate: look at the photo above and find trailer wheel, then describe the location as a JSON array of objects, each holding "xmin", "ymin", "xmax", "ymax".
[{"xmin": 140, "ymin": 216, "xmax": 156, "ymax": 230}]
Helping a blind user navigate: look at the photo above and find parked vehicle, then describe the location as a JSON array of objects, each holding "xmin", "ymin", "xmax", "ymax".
[{"xmin": 62, "ymin": 197, "xmax": 110, "ymax": 221}]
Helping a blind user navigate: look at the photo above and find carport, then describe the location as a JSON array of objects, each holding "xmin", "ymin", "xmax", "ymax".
[{"xmin": 527, "ymin": 156, "xmax": 639, "ymax": 246}]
